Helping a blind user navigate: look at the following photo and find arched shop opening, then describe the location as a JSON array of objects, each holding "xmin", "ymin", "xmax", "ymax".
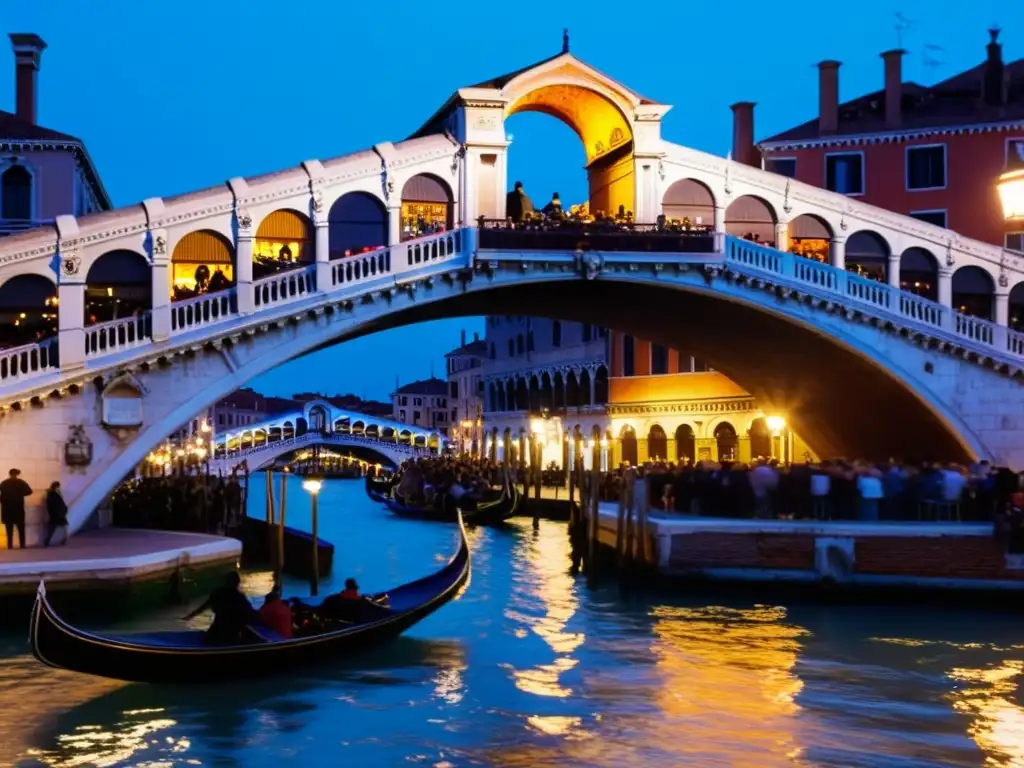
[
  {"xmin": 328, "ymin": 192, "xmax": 388, "ymax": 258},
  {"xmin": 845, "ymin": 230, "xmax": 890, "ymax": 283},
  {"xmin": 900, "ymin": 247, "xmax": 939, "ymax": 301},
  {"xmin": 85, "ymin": 250, "xmax": 152, "ymax": 324},
  {"xmin": 952, "ymin": 266, "xmax": 995, "ymax": 320},
  {"xmin": 400, "ymin": 174, "xmax": 453, "ymax": 241},
  {"xmin": 253, "ymin": 209, "xmax": 313, "ymax": 279},
  {"xmin": 725, "ymin": 196, "xmax": 776, "ymax": 244},
  {"xmin": 0, "ymin": 274, "xmax": 56, "ymax": 347},
  {"xmin": 788, "ymin": 213, "xmax": 832, "ymax": 263},
  {"xmin": 171, "ymin": 230, "xmax": 235, "ymax": 301}
]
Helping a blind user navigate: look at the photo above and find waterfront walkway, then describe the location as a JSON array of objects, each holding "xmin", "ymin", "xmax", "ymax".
[{"xmin": 0, "ymin": 528, "xmax": 240, "ymax": 589}]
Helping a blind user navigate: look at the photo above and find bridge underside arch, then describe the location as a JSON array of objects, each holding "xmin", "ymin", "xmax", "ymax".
[{"xmin": 506, "ymin": 84, "xmax": 634, "ymax": 216}]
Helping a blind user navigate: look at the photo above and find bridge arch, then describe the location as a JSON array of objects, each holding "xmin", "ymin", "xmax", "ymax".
[
  {"xmin": 846, "ymin": 230, "xmax": 891, "ymax": 282},
  {"xmin": 724, "ymin": 195, "xmax": 776, "ymax": 243},
  {"xmin": 661, "ymin": 178, "xmax": 715, "ymax": 225},
  {"xmin": 400, "ymin": 174, "xmax": 453, "ymax": 240},
  {"xmin": 0, "ymin": 273, "xmax": 56, "ymax": 348},
  {"xmin": 328, "ymin": 191, "xmax": 388, "ymax": 257},
  {"xmin": 85, "ymin": 249, "xmax": 152, "ymax": 325},
  {"xmin": 788, "ymin": 213, "xmax": 833, "ymax": 263},
  {"xmin": 675, "ymin": 423, "xmax": 696, "ymax": 464},
  {"xmin": 900, "ymin": 247, "xmax": 939, "ymax": 300},
  {"xmin": 253, "ymin": 209, "xmax": 314, "ymax": 276},
  {"xmin": 953, "ymin": 265, "xmax": 995, "ymax": 320},
  {"xmin": 170, "ymin": 230, "xmax": 235, "ymax": 299}
]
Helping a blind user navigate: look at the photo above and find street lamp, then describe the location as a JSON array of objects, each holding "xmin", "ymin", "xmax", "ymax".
[
  {"xmin": 302, "ymin": 475, "xmax": 323, "ymax": 596},
  {"xmin": 997, "ymin": 168, "xmax": 1024, "ymax": 221},
  {"xmin": 766, "ymin": 415, "xmax": 786, "ymax": 433}
]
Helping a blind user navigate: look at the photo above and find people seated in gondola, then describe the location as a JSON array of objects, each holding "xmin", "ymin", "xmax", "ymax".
[
  {"xmin": 257, "ymin": 587, "xmax": 293, "ymax": 639},
  {"xmin": 448, "ymin": 478, "xmax": 478, "ymax": 511},
  {"xmin": 340, "ymin": 577, "xmax": 360, "ymax": 600},
  {"xmin": 183, "ymin": 571, "xmax": 259, "ymax": 645}
]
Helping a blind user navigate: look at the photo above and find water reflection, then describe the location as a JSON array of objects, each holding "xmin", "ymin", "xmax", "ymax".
[{"xmin": 5, "ymin": 480, "xmax": 1024, "ymax": 767}]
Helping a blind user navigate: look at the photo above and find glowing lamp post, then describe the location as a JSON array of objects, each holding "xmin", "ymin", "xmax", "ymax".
[
  {"xmin": 766, "ymin": 416, "xmax": 787, "ymax": 464},
  {"xmin": 997, "ymin": 168, "xmax": 1024, "ymax": 222},
  {"xmin": 302, "ymin": 476, "xmax": 323, "ymax": 596}
]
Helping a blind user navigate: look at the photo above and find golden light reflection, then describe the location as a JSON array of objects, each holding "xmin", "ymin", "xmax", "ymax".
[
  {"xmin": 24, "ymin": 713, "xmax": 182, "ymax": 767},
  {"xmin": 649, "ymin": 604, "xmax": 807, "ymax": 763},
  {"xmin": 506, "ymin": 525, "xmax": 584, "ymax": 700},
  {"xmin": 948, "ymin": 660, "xmax": 1024, "ymax": 766}
]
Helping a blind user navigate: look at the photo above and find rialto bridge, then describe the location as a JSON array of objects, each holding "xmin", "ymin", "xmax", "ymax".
[
  {"xmin": 206, "ymin": 401, "xmax": 440, "ymax": 472},
  {"xmin": 1, "ymin": 47, "xmax": 1023, "ymax": 545}
]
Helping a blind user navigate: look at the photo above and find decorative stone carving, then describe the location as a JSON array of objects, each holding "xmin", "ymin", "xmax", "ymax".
[
  {"xmin": 60, "ymin": 253, "xmax": 81, "ymax": 277},
  {"xmin": 657, "ymin": 160, "xmax": 665, "ymax": 182},
  {"xmin": 312, "ymin": 188, "xmax": 324, "ymax": 214},
  {"xmin": 100, "ymin": 372, "xmax": 148, "ymax": 438},
  {"xmin": 152, "ymin": 234, "xmax": 167, "ymax": 257},
  {"xmin": 839, "ymin": 213, "xmax": 848, "ymax": 232},
  {"xmin": 576, "ymin": 250, "xmax": 604, "ymax": 280},
  {"xmin": 64, "ymin": 425, "xmax": 93, "ymax": 467},
  {"xmin": 723, "ymin": 162, "xmax": 732, "ymax": 197},
  {"xmin": 946, "ymin": 239, "xmax": 955, "ymax": 268},
  {"xmin": 783, "ymin": 179, "xmax": 793, "ymax": 214},
  {"xmin": 236, "ymin": 208, "xmax": 252, "ymax": 230}
]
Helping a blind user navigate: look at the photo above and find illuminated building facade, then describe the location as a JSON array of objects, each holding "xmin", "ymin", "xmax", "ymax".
[
  {"xmin": 606, "ymin": 334, "xmax": 816, "ymax": 464},
  {"xmin": 445, "ymin": 331, "xmax": 487, "ymax": 455},
  {"xmin": 480, "ymin": 316, "xmax": 610, "ymax": 468}
]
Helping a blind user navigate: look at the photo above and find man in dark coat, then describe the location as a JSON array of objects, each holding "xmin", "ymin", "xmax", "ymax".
[
  {"xmin": 505, "ymin": 181, "xmax": 534, "ymax": 223},
  {"xmin": 0, "ymin": 468, "xmax": 33, "ymax": 549}
]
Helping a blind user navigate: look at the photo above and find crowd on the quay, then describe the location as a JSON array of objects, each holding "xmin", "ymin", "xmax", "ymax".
[
  {"xmin": 595, "ymin": 458, "xmax": 1020, "ymax": 524},
  {"xmin": 111, "ymin": 474, "xmax": 244, "ymax": 535}
]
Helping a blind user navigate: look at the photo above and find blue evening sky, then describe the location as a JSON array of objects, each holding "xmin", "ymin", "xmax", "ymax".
[{"xmin": 5, "ymin": 0, "xmax": 1019, "ymax": 400}]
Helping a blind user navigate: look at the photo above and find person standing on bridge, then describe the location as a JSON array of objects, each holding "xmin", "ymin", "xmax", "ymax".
[
  {"xmin": 0, "ymin": 468, "xmax": 32, "ymax": 549},
  {"xmin": 506, "ymin": 181, "xmax": 534, "ymax": 223}
]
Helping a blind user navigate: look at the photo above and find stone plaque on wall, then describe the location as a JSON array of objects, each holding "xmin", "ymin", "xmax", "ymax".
[{"xmin": 101, "ymin": 373, "xmax": 147, "ymax": 429}]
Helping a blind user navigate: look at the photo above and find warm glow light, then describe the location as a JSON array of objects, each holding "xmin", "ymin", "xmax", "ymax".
[
  {"xmin": 766, "ymin": 416, "xmax": 786, "ymax": 433},
  {"xmin": 998, "ymin": 169, "xmax": 1024, "ymax": 221},
  {"xmin": 302, "ymin": 477, "xmax": 322, "ymax": 494},
  {"xmin": 530, "ymin": 418, "xmax": 545, "ymax": 436},
  {"xmin": 201, "ymin": 421, "xmax": 212, "ymax": 433}
]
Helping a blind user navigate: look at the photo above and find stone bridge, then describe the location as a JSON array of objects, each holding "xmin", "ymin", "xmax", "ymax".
[{"xmin": 0, "ymin": 48, "xmax": 1022, "ymax": 545}]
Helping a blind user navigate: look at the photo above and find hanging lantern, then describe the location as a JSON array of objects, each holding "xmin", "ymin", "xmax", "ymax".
[{"xmin": 997, "ymin": 168, "xmax": 1024, "ymax": 221}]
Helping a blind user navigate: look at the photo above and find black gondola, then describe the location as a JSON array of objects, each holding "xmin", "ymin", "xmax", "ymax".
[
  {"xmin": 385, "ymin": 485, "xmax": 521, "ymax": 526},
  {"xmin": 29, "ymin": 513, "xmax": 471, "ymax": 684},
  {"xmin": 365, "ymin": 473, "xmax": 393, "ymax": 503}
]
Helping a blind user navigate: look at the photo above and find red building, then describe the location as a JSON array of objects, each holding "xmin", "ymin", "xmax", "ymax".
[{"xmin": 753, "ymin": 29, "xmax": 1023, "ymax": 254}]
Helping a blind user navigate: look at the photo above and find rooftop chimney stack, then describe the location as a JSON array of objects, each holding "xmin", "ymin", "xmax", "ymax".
[
  {"xmin": 730, "ymin": 102, "xmax": 757, "ymax": 167},
  {"xmin": 881, "ymin": 49, "xmax": 905, "ymax": 129},
  {"xmin": 9, "ymin": 33, "xmax": 46, "ymax": 125},
  {"xmin": 460, "ymin": 329, "xmax": 466, "ymax": 346},
  {"xmin": 984, "ymin": 27, "xmax": 1006, "ymax": 107},
  {"xmin": 817, "ymin": 60, "xmax": 841, "ymax": 134}
]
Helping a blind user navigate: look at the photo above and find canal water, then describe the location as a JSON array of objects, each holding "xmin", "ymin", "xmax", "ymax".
[{"xmin": 2, "ymin": 475, "xmax": 1024, "ymax": 767}]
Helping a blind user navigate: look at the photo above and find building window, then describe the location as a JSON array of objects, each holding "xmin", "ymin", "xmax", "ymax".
[
  {"xmin": 400, "ymin": 396, "xmax": 408, "ymax": 406},
  {"xmin": 450, "ymin": 382, "xmax": 458, "ymax": 398},
  {"xmin": 451, "ymin": 409, "xmax": 457, "ymax": 421},
  {"xmin": 507, "ymin": 339, "xmax": 514, "ymax": 357},
  {"xmin": 1, "ymin": 164, "xmax": 32, "ymax": 220},
  {"xmin": 622, "ymin": 335, "xmax": 635, "ymax": 377},
  {"xmin": 766, "ymin": 157, "xmax": 796, "ymax": 178},
  {"xmin": 910, "ymin": 210, "xmax": 947, "ymax": 228},
  {"xmin": 552, "ymin": 321, "xmax": 561, "ymax": 347},
  {"xmin": 906, "ymin": 145, "xmax": 946, "ymax": 190},
  {"xmin": 440, "ymin": 398, "xmax": 446, "ymax": 407},
  {"xmin": 582, "ymin": 324, "xmax": 592, "ymax": 342},
  {"xmin": 651, "ymin": 344, "xmax": 668, "ymax": 375},
  {"xmin": 413, "ymin": 410, "xmax": 421, "ymax": 422},
  {"xmin": 825, "ymin": 153, "xmax": 864, "ymax": 196},
  {"xmin": 414, "ymin": 397, "xmax": 422, "ymax": 406},
  {"xmin": 1006, "ymin": 233, "xmax": 1024, "ymax": 252},
  {"xmin": 516, "ymin": 334, "xmax": 524, "ymax": 355},
  {"xmin": 1007, "ymin": 138, "xmax": 1024, "ymax": 171},
  {"xmin": 527, "ymin": 331, "xmax": 534, "ymax": 352},
  {"xmin": 399, "ymin": 409, "xmax": 406, "ymax": 421}
]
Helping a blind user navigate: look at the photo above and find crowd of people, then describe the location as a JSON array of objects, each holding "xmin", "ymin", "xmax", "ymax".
[
  {"xmin": 594, "ymin": 458, "xmax": 1019, "ymax": 524},
  {"xmin": 111, "ymin": 474, "xmax": 244, "ymax": 535},
  {"xmin": 389, "ymin": 456, "xmax": 505, "ymax": 510}
]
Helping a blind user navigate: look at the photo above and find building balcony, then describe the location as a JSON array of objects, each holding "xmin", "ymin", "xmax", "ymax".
[{"xmin": 476, "ymin": 218, "xmax": 716, "ymax": 254}]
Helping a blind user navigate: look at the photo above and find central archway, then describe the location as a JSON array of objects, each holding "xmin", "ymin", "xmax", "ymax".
[{"xmin": 505, "ymin": 83, "xmax": 635, "ymax": 217}]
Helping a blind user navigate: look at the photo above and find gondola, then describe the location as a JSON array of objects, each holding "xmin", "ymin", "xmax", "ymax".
[
  {"xmin": 365, "ymin": 473, "xmax": 393, "ymax": 503},
  {"xmin": 28, "ymin": 513, "xmax": 471, "ymax": 684},
  {"xmin": 385, "ymin": 484, "xmax": 521, "ymax": 526}
]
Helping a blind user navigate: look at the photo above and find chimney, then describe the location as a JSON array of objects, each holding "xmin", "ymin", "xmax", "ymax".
[
  {"xmin": 460, "ymin": 329, "xmax": 466, "ymax": 346},
  {"xmin": 9, "ymin": 33, "xmax": 46, "ymax": 125},
  {"xmin": 817, "ymin": 60, "xmax": 841, "ymax": 135},
  {"xmin": 881, "ymin": 49, "xmax": 905, "ymax": 129},
  {"xmin": 473, "ymin": 331, "xmax": 479, "ymax": 342},
  {"xmin": 730, "ymin": 102, "xmax": 757, "ymax": 167},
  {"xmin": 984, "ymin": 27, "xmax": 1006, "ymax": 107}
]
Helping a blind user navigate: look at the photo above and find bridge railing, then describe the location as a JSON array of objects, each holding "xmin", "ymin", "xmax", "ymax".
[
  {"xmin": 254, "ymin": 265, "xmax": 317, "ymax": 309},
  {"xmin": 171, "ymin": 289, "xmax": 238, "ymax": 334},
  {"xmin": 725, "ymin": 237, "xmax": 1021, "ymax": 361},
  {"xmin": 85, "ymin": 313, "xmax": 152, "ymax": 357},
  {"xmin": 0, "ymin": 338, "xmax": 58, "ymax": 383},
  {"xmin": 212, "ymin": 430, "xmax": 433, "ymax": 465},
  {"xmin": 476, "ymin": 219, "xmax": 716, "ymax": 254}
]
